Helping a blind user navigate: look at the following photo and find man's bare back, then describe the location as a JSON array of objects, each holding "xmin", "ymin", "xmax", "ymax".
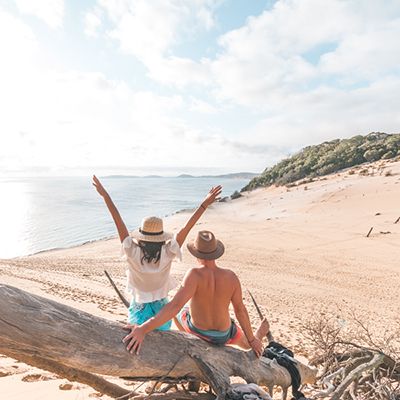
[
  {"xmin": 173, "ymin": 258, "xmax": 268, "ymax": 353},
  {"xmin": 188, "ymin": 265, "xmax": 237, "ymax": 331}
]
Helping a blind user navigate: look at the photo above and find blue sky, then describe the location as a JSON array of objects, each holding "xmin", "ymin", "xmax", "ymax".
[{"xmin": 0, "ymin": 0, "xmax": 399, "ymax": 176}]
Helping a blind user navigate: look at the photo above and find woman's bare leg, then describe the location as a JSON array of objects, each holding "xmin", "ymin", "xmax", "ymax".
[{"xmin": 173, "ymin": 316, "xmax": 185, "ymax": 331}]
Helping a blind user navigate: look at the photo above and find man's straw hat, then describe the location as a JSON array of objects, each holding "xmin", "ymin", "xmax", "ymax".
[
  {"xmin": 187, "ymin": 230, "xmax": 224, "ymax": 260},
  {"xmin": 131, "ymin": 216, "xmax": 173, "ymax": 242}
]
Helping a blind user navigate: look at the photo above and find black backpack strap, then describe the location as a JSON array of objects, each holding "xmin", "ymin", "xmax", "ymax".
[{"xmin": 263, "ymin": 342, "xmax": 308, "ymax": 400}]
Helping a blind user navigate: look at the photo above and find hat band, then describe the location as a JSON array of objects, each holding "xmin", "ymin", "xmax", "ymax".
[
  {"xmin": 193, "ymin": 245, "xmax": 218, "ymax": 254},
  {"xmin": 139, "ymin": 228, "xmax": 164, "ymax": 236}
]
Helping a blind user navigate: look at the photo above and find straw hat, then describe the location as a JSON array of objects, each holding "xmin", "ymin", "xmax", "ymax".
[
  {"xmin": 187, "ymin": 230, "xmax": 225, "ymax": 260},
  {"xmin": 131, "ymin": 216, "xmax": 173, "ymax": 242}
]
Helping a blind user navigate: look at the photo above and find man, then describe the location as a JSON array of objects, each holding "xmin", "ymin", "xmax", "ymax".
[{"xmin": 123, "ymin": 230, "xmax": 269, "ymax": 357}]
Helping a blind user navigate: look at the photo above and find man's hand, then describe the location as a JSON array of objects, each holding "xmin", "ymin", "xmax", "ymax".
[
  {"xmin": 201, "ymin": 185, "xmax": 222, "ymax": 208},
  {"xmin": 92, "ymin": 175, "xmax": 108, "ymax": 198},
  {"xmin": 123, "ymin": 324, "xmax": 146, "ymax": 355},
  {"xmin": 249, "ymin": 336, "xmax": 263, "ymax": 358}
]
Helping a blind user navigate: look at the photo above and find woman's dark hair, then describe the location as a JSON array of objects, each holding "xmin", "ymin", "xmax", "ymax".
[{"xmin": 138, "ymin": 241, "xmax": 165, "ymax": 264}]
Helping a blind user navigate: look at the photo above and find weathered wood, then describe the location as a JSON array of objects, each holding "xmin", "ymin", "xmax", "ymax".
[
  {"xmin": 1, "ymin": 349, "xmax": 131, "ymax": 398},
  {"xmin": 130, "ymin": 393, "xmax": 215, "ymax": 400},
  {"xmin": 104, "ymin": 270, "xmax": 130, "ymax": 308},
  {"xmin": 248, "ymin": 290, "xmax": 274, "ymax": 343},
  {"xmin": 0, "ymin": 284, "xmax": 317, "ymax": 395},
  {"xmin": 330, "ymin": 353, "xmax": 385, "ymax": 400}
]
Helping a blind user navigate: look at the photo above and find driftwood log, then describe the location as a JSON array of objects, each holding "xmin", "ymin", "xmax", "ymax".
[{"xmin": 0, "ymin": 284, "xmax": 317, "ymax": 398}]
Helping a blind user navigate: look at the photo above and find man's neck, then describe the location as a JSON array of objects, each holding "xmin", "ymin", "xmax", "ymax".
[{"xmin": 198, "ymin": 259, "xmax": 217, "ymax": 268}]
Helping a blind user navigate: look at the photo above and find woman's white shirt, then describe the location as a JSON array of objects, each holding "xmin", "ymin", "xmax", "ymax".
[{"xmin": 121, "ymin": 235, "xmax": 182, "ymax": 303}]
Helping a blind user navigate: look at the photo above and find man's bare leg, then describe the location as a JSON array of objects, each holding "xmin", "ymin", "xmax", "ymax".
[
  {"xmin": 255, "ymin": 317, "xmax": 270, "ymax": 341},
  {"xmin": 230, "ymin": 318, "xmax": 269, "ymax": 350}
]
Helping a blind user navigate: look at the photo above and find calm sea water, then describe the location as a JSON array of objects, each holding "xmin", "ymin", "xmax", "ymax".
[{"xmin": 0, "ymin": 176, "xmax": 249, "ymax": 259}]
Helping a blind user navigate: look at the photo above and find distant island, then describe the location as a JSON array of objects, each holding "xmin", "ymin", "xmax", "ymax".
[
  {"xmin": 176, "ymin": 172, "xmax": 258, "ymax": 179},
  {"xmin": 242, "ymin": 132, "xmax": 400, "ymax": 191},
  {"xmin": 105, "ymin": 172, "xmax": 258, "ymax": 179}
]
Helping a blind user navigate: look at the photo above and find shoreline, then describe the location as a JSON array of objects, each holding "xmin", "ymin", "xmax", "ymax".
[
  {"xmin": 3, "ymin": 205, "xmax": 201, "ymax": 261},
  {"xmin": 7, "ymin": 197, "xmax": 242, "ymax": 260},
  {"xmin": 0, "ymin": 175, "xmax": 248, "ymax": 260}
]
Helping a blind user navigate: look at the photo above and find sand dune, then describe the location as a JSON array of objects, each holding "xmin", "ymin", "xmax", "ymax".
[{"xmin": 1, "ymin": 159, "xmax": 399, "ymax": 398}]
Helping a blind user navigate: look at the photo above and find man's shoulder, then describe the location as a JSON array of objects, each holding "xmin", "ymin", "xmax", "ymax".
[
  {"xmin": 185, "ymin": 267, "xmax": 203, "ymax": 279},
  {"xmin": 187, "ymin": 266, "xmax": 238, "ymax": 283},
  {"xmin": 217, "ymin": 267, "xmax": 238, "ymax": 281}
]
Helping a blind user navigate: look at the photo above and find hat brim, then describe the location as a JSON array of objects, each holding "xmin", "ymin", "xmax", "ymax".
[
  {"xmin": 131, "ymin": 230, "xmax": 173, "ymax": 243},
  {"xmin": 186, "ymin": 240, "xmax": 225, "ymax": 260}
]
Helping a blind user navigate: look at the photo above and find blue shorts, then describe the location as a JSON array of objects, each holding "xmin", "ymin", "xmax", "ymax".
[{"xmin": 128, "ymin": 297, "xmax": 172, "ymax": 331}]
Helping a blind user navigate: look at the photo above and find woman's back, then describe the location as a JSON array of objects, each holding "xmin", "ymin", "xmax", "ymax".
[{"xmin": 122, "ymin": 235, "xmax": 182, "ymax": 303}]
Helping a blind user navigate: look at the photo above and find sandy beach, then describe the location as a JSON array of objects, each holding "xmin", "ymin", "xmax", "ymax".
[{"xmin": 1, "ymin": 159, "xmax": 399, "ymax": 399}]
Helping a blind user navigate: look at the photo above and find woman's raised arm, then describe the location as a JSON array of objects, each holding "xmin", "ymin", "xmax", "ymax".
[
  {"xmin": 175, "ymin": 185, "xmax": 222, "ymax": 247},
  {"xmin": 92, "ymin": 175, "xmax": 129, "ymax": 243}
]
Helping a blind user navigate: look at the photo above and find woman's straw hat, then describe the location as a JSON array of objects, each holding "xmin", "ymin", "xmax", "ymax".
[
  {"xmin": 187, "ymin": 230, "xmax": 224, "ymax": 260},
  {"xmin": 131, "ymin": 216, "xmax": 173, "ymax": 242}
]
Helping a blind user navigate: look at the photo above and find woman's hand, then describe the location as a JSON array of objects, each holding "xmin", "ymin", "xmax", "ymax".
[
  {"xmin": 201, "ymin": 185, "xmax": 222, "ymax": 209},
  {"xmin": 176, "ymin": 185, "xmax": 223, "ymax": 247},
  {"xmin": 92, "ymin": 175, "xmax": 108, "ymax": 198},
  {"xmin": 93, "ymin": 175, "xmax": 129, "ymax": 242},
  {"xmin": 123, "ymin": 324, "xmax": 147, "ymax": 355}
]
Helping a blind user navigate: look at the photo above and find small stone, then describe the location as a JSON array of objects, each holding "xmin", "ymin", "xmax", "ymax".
[{"xmin": 59, "ymin": 383, "xmax": 74, "ymax": 390}]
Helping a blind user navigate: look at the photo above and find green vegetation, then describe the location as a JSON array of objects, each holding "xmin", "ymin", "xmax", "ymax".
[
  {"xmin": 242, "ymin": 132, "xmax": 400, "ymax": 191},
  {"xmin": 231, "ymin": 190, "xmax": 242, "ymax": 200}
]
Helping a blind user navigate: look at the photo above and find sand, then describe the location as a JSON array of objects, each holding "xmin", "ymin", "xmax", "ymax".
[{"xmin": 1, "ymin": 159, "xmax": 399, "ymax": 399}]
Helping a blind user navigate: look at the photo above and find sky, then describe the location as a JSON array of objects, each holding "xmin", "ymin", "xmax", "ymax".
[{"xmin": 0, "ymin": 0, "xmax": 399, "ymax": 176}]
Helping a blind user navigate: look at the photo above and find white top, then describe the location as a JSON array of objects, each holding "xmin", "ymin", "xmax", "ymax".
[{"xmin": 121, "ymin": 235, "xmax": 182, "ymax": 303}]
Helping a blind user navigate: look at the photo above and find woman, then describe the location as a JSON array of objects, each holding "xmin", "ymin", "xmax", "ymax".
[{"xmin": 92, "ymin": 175, "xmax": 221, "ymax": 330}]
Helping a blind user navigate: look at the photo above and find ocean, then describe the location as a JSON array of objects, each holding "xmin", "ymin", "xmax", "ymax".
[{"xmin": 0, "ymin": 176, "xmax": 250, "ymax": 259}]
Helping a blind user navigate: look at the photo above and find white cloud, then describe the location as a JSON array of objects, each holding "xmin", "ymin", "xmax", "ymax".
[
  {"xmin": 251, "ymin": 78, "xmax": 400, "ymax": 148},
  {"xmin": 0, "ymin": 8, "xmax": 37, "ymax": 63},
  {"xmin": 14, "ymin": 0, "xmax": 64, "ymax": 29},
  {"xmin": 3, "ymin": 1, "xmax": 400, "ymax": 176},
  {"xmin": 189, "ymin": 97, "xmax": 218, "ymax": 114},
  {"xmin": 147, "ymin": 56, "xmax": 211, "ymax": 87},
  {"xmin": 210, "ymin": 0, "xmax": 400, "ymax": 107},
  {"xmin": 0, "ymin": 65, "xmax": 271, "ymax": 175},
  {"xmin": 88, "ymin": 0, "xmax": 218, "ymax": 86},
  {"xmin": 84, "ymin": 8, "xmax": 103, "ymax": 37},
  {"xmin": 91, "ymin": 0, "xmax": 400, "ymax": 97},
  {"xmin": 190, "ymin": 0, "xmax": 400, "ymax": 156},
  {"xmin": 0, "ymin": 7, "xmax": 269, "ymax": 176},
  {"xmin": 319, "ymin": 22, "xmax": 400, "ymax": 83}
]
